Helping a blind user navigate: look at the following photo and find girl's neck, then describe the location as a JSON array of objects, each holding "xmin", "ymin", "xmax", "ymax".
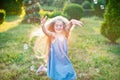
[{"xmin": 55, "ymin": 32, "xmax": 65, "ymax": 37}]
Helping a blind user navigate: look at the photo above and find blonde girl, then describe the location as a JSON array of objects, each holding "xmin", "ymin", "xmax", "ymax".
[{"xmin": 39, "ymin": 16, "xmax": 82, "ymax": 80}]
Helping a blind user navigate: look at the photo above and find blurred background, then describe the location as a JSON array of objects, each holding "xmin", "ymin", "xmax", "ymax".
[{"xmin": 0, "ymin": 0, "xmax": 120, "ymax": 80}]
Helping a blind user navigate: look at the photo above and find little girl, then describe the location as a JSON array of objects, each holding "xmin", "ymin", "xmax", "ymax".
[{"xmin": 39, "ymin": 16, "xmax": 82, "ymax": 80}]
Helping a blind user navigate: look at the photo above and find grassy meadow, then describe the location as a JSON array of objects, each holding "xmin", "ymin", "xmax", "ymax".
[{"xmin": 0, "ymin": 16, "xmax": 120, "ymax": 80}]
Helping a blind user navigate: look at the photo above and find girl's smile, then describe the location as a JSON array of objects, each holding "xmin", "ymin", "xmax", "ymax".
[{"xmin": 54, "ymin": 21, "xmax": 64, "ymax": 33}]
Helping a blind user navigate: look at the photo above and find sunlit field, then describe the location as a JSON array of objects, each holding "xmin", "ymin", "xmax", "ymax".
[{"xmin": 0, "ymin": 16, "xmax": 120, "ymax": 80}]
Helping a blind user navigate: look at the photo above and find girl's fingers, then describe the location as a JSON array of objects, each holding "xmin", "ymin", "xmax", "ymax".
[
  {"xmin": 78, "ymin": 21, "xmax": 83, "ymax": 26},
  {"xmin": 76, "ymin": 21, "xmax": 83, "ymax": 26},
  {"xmin": 76, "ymin": 22, "xmax": 82, "ymax": 26},
  {"xmin": 44, "ymin": 16, "xmax": 47, "ymax": 20},
  {"xmin": 41, "ymin": 16, "xmax": 44, "ymax": 21},
  {"xmin": 41, "ymin": 16, "xmax": 47, "ymax": 24},
  {"xmin": 72, "ymin": 20, "xmax": 83, "ymax": 26}
]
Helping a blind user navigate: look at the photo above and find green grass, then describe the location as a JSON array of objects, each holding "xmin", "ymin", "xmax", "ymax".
[{"xmin": 0, "ymin": 16, "xmax": 120, "ymax": 80}]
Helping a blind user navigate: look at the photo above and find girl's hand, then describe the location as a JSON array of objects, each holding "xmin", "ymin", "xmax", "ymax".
[
  {"xmin": 70, "ymin": 19, "xmax": 83, "ymax": 27},
  {"xmin": 41, "ymin": 16, "xmax": 47, "ymax": 25}
]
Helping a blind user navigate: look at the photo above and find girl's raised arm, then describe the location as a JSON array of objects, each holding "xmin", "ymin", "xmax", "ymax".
[
  {"xmin": 65, "ymin": 19, "xmax": 83, "ymax": 33},
  {"xmin": 41, "ymin": 16, "xmax": 55, "ymax": 37}
]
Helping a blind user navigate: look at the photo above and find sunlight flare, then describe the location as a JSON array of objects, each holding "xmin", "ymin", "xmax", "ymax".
[{"xmin": 0, "ymin": 19, "xmax": 21, "ymax": 32}]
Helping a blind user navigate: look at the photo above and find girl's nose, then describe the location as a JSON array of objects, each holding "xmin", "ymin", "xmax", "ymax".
[{"xmin": 57, "ymin": 26, "xmax": 61, "ymax": 28}]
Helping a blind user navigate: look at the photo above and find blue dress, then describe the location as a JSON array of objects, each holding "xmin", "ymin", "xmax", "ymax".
[{"xmin": 47, "ymin": 37, "xmax": 76, "ymax": 80}]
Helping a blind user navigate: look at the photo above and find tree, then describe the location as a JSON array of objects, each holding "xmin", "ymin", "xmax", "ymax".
[
  {"xmin": 93, "ymin": 0, "xmax": 106, "ymax": 17},
  {"xmin": 0, "ymin": 10, "xmax": 6, "ymax": 24},
  {"xmin": 63, "ymin": 3, "xmax": 83, "ymax": 20},
  {"xmin": 22, "ymin": 0, "xmax": 40, "ymax": 24},
  {"xmin": 1, "ymin": 0, "xmax": 23, "ymax": 15},
  {"xmin": 101, "ymin": 0, "xmax": 120, "ymax": 43}
]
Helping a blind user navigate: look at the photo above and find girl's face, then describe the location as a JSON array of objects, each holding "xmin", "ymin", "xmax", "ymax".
[{"xmin": 54, "ymin": 20, "xmax": 64, "ymax": 33}]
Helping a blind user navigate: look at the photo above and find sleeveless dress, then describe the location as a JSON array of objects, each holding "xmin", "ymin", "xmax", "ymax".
[{"xmin": 47, "ymin": 37, "xmax": 76, "ymax": 80}]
